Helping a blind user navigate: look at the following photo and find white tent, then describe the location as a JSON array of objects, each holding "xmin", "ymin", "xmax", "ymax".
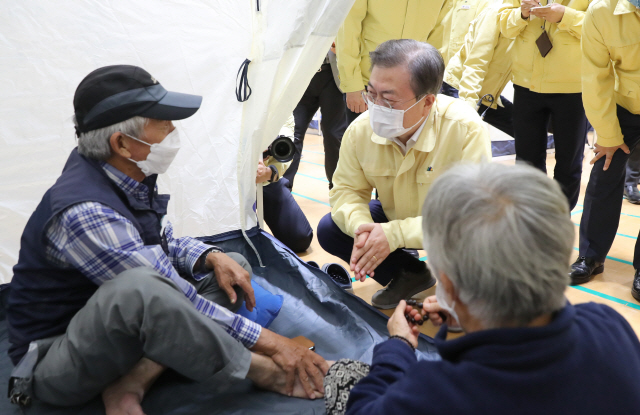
[{"xmin": 0, "ymin": 0, "xmax": 355, "ymax": 283}]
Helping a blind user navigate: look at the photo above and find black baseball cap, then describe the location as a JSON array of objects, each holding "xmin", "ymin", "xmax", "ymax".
[{"xmin": 73, "ymin": 65, "xmax": 202, "ymax": 134}]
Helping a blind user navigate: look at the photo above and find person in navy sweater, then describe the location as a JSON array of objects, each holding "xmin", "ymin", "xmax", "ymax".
[{"xmin": 324, "ymin": 162, "xmax": 640, "ymax": 415}]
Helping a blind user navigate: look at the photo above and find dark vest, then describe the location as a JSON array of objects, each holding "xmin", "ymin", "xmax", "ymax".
[{"xmin": 7, "ymin": 148, "xmax": 169, "ymax": 364}]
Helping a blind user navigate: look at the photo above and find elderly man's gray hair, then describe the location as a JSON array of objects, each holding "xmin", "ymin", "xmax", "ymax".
[
  {"xmin": 370, "ymin": 39, "xmax": 444, "ymax": 97},
  {"xmin": 74, "ymin": 116, "xmax": 147, "ymax": 161},
  {"xmin": 422, "ymin": 163, "xmax": 573, "ymax": 328}
]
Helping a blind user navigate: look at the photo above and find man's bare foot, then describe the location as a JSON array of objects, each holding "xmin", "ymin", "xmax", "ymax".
[
  {"xmin": 248, "ymin": 353, "xmax": 324, "ymax": 399},
  {"xmin": 101, "ymin": 358, "xmax": 165, "ymax": 415},
  {"xmin": 102, "ymin": 383, "xmax": 145, "ymax": 415}
]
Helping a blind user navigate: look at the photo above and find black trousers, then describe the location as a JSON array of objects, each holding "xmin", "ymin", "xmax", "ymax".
[
  {"xmin": 440, "ymin": 82, "xmax": 515, "ymax": 138},
  {"xmin": 284, "ymin": 64, "xmax": 347, "ymax": 190},
  {"xmin": 263, "ymin": 178, "xmax": 313, "ymax": 253},
  {"xmin": 579, "ymin": 106, "xmax": 640, "ymax": 267},
  {"xmin": 480, "ymin": 97, "xmax": 514, "ymax": 138},
  {"xmin": 512, "ymin": 85, "xmax": 587, "ymax": 209}
]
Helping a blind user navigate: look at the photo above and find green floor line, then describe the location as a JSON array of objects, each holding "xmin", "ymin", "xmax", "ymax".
[
  {"xmin": 572, "ymin": 247, "xmax": 633, "ymax": 266},
  {"xmin": 569, "ymin": 285, "xmax": 640, "ymax": 311},
  {"xmin": 300, "ymin": 160, "xmax": 325, "ymax": 167},
  {"xmin": 295, "ymin": 172, "xmax": 329, "ymax": 183},
  {"xmin": 572, "ymin": 222, "xmax": 637, "ymax": 240},
  {"xmin": 291, "ymin": 192, "xmax": 330, "ymax": 207},
  {"xmin": 302, "ymin": 150, "xmax": 326, "ymax": 155}
]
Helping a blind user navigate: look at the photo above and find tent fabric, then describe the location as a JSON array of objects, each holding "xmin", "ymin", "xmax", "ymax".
[
  {"xmin": 0, "ymin": 0, "xmax": 355, "ymax": 283},
  {"xmin": 0, "ymin": 230, "xmax": 439, "ymax": 415}
]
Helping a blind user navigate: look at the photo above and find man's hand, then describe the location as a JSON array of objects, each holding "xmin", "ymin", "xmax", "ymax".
[
  {"xmin": 422, "ymin": 295, "xmax": 461, "ymax": 329},
  {"xmin": 206, "ymin": 252, "xmax": 256, "ymax": 311},
  {"xmin": 591, "ymin": 142, "xmax": 630, "ymax": 171},
  {"xmin": 350, "ymin": 223, "xmax": 391, "ymax": 281},
  {"xmin": 520, "ymin": 0, "xmax": 540, "ymax": 18},
  {"xmin": 530, "ymin": 3, "xmax": 565, "ymax": 23},
  {"xmin": 387, "ymin": 300, "xmax": 419, "ymax": 348},
  {"xmin": 256, "ymin": 159, "xmax": 272, "ymax": 184},
  {"xmin": 422, "ymin": 295, "xmax": 446, "ymax": 326},
  {"xmin": 253, "ymin": 331, "xmax": 329, "ymax": 399},
  {"xmin": 346, "ymin": 90, "xmax": 367, "ymax": 114}
]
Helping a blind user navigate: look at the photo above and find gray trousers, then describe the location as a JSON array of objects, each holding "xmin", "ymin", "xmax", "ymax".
[
  {"xmin": 626, "ymin": 145, "xmax": 640, "ymax": 188},
  {"xmin": 32, "ymin": 253, "xmax": 253, "ymax": 406}
]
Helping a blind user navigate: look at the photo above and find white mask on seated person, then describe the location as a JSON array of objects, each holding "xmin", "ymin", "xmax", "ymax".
[
  {"xmin": 126, "ymin": 128, "xmax": 181, "ymax": 176},
  {"xmin": 436, "ymin": 282, "xmax": 461, "ymax": 329},
  {"xmin": 367, "ymin": 95, "xmax": 426, "ymax": 139}
]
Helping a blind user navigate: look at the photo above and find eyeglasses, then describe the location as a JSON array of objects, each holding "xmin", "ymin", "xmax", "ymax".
[{"xmin": 362, "ymin": 90, "xmax": 424, "ymax": 111}]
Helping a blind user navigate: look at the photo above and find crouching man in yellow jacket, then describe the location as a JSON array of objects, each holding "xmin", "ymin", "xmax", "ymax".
[
  {"xmin": 317, "ymin": 40, "xmax": 491, "ymax": 309},
  {"xmin": 569, "ymin": 0, "xmax": 640, "ymax": 301},
  {"xmin": 499, "ymin": 0, "xmax": 590, "ymax": 210},
  {"xmin": 443, "ymin": 4, "xmax": 515, "ymax": 137}
]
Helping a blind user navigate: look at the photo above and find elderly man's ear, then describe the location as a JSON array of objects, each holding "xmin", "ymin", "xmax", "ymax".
[
  {"xmin": 421, "ymin": 94, "xmax": 437, "ymax": 117},
  {"xmin": 110, "ymin": 132, "xmax": 133, "ymax": 159}
]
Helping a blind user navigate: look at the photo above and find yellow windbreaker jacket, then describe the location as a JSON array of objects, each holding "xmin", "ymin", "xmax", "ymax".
[
  {"xmin": 499, "ymin": 0, "xmax": 590, "ymax": 93},
  {"xmin": 445, "ymin": 5, "xmax": 515, "ymax": 109},
  {"xmin": 436, "ymin": 0, "xmax": 491, "ymax": 65},
  {"xmin": 329, "ymin": 95, "xmax": 491, "ymax": 252},
  {"xmin": 336, "ymin": 0, "xmax": 447, "ymax": 94},
  {"xmin": 582, "ymin": 0, "xmax": 640, "ymax": 147}
]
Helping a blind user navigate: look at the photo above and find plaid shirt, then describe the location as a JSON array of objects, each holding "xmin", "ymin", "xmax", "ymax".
[{"xmin": 44, "ymin": 162, "xmax": 261, "ymax": 348}]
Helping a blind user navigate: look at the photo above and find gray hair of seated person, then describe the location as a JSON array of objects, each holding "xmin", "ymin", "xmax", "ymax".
[
  {"xmin": 74, "ymin": 116, "xmax": 148, "ymax": 161},
  {"xmin": 370, "ymin": 39, "xmax": 444, "ymax": 97},
  {"xmin": 422, "ymin": 163, "xmax": 573, "ymax": 328}
]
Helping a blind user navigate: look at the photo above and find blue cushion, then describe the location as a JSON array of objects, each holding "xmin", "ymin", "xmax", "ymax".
[{"xmin": 236, "ymin": 280, "xmax": 283, "ymax": 328}]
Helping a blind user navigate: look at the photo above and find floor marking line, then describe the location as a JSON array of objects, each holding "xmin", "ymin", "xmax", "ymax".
[
  {"xmin": 302, "ymin": 150, "xmax": 326, "ymax": 155},
  {"xmin": 295, "ymin": 172, "xmax": 329, "ymax": 183},
  {"xmin": 300, "ymin": 160, "xmax": 325, "ymax": 167},
  {"xmin": 291, "ymin": 192, "xmax": 330, "ymax": 207},
  {"xmin": 572, "ymin": 222, "xmax": 637, "ymax": 240},
  {"xmin": 572, "ymin": 247, "xmax": 633, "ymax": 266},
  {"xmin": 569, "ymin": 285, "xmax": 640, "ymax": 311}
]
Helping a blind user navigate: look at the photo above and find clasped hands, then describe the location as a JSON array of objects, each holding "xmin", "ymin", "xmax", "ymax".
[
  {"xmin": 350, "ymin": 223, "xmax": 391, "ymax": 282},
  {"xmin": 521, "ymin": 0, "xmax": 565, "ymax": 23}
]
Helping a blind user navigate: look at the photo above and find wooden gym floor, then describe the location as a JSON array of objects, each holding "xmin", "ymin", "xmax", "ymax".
[{"xmin": 270, "ymin": 132, "xmax": 640, "ymax": 339}]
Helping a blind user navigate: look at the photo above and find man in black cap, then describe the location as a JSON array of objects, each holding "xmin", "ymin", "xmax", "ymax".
[{"xmin": 7, "ymin": 65, "xmax": 327, "ymax": 414}]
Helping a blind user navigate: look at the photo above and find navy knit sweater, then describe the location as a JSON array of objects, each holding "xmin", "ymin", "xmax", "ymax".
[{"xmin": 347, "ymin": 302, "xmax": 640, "ymax": 414}]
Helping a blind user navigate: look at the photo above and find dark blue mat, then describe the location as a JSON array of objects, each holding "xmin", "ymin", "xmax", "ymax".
[{"xmin": 0, "ymin": 230, "xmax": 438, "ymax": 414}]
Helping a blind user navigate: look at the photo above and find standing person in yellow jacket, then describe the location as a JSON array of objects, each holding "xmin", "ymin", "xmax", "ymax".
[
  {"xmin": 499, "ymin": 0, "xmax": 590, "ymax": 209},
  {"xmin": 443, "ymin": 4, "xmax": 515, "ymax": 137},
  {"xmin": 434, "ymin": 0, "xmax": 491, "ymax": 97},
  {"xmin": 336, "ymin": 0, "xmax": 447, "ymax": 124},
  {"xmin": 569, "ymin": 0, "xmax": 640, "ymax": 301},
  {"xmin": 317, "ymin": 40, "xmax": 491, "ymax": 309}
]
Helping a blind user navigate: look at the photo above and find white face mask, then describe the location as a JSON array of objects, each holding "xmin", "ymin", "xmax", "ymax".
[
  {"xmin": 126, "ymin": 128, "xmax": 181, "ymax": 176},
  {"xmin": 436, "ymin": 281, "xmax": 461, "ymax": 330},
  {"xmin": 367, "ymin": 95, "xmax": 426, "ymax": 139}
]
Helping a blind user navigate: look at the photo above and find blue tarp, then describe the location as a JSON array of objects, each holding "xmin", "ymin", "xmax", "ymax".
[{"xmin": 0, "ymin": 229, "xmax": 439, "ymax": 414}]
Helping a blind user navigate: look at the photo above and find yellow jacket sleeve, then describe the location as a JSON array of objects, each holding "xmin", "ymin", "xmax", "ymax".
[
  {"xmin": 336, "ymin": 0, "xmax": 368, "ymax": 93},
  {"xmin": 557, "ymin": 0, "xmax": 588, "ymax": 38},
  {"xmin": 329, "ymin": 126, "xmax": 375, "ymax": 238},
  {"xmin": 499, "ymin": 0, "xmax": 528, "ymax": 39},
  {"xmin": 581, "ymin": 7, "xmax": 623, "ymax": 147},
  {"xmin": 380, "ymin": 116, "xmax": 492, "ymax": 251},
  {"xmin": 458, "ymin": 11, "xmax": 501, "ymax": 108},
  {"xmin": 264, "ymin": 157, "xmax": 291, "ymax": 181}
]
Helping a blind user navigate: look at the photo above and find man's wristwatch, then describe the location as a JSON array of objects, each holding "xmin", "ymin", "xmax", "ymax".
[
  {"xmin": 268, "ymin": 165, "xmax": 279, "ymax": 183},
  {"xmin": 199, "ymin": 246, "xmax": 224, "ymax": 274}
]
